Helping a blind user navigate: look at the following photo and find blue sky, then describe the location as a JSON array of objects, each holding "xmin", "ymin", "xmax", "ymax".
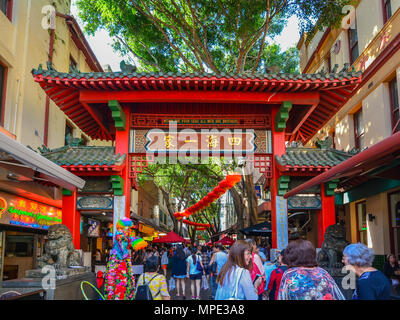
[{"xmin": 71, "ymin": 1, "xmax": 301, "ymax": 72}]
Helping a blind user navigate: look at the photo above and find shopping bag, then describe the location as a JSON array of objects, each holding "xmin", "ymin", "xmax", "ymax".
[
  {"xmin": 201, "ymin": 275, "xmax": 209, "ymax": 290},
  {"xmin": 169, "ymin": 277, "xmax": 176, "ymax": 290}
]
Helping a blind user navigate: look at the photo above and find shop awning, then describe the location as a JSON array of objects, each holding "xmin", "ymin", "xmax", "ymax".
[
  {"xmin": 0, "ymin": 132, "xmax": 85, "ymax": 191},
  {"xmin": 239, "ymin": 221, "xmax": 272, "ymax": 236},
  {"xmin": 257, "ymin": 201, "xmax": 271, "ymax": 214},
  {"xmin": 152, "ymin": 231, "xmax": 187, "ymax": 243},
  {"xmin": 215, "ymin": 236, "xmax": 235, "ymax": 245},
  {"xmin": 284, "ymin": 131, "xmax": 400, "ymax": 198}
]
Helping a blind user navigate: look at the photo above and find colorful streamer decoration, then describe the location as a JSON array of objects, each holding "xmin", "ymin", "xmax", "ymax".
[
  {"xmin": 174, "ymin": 173, "xmax": 242, "ymax": 224},
  {"xmin": 104, "ymin": 217, "xmax": 148, "ymax": 300}
]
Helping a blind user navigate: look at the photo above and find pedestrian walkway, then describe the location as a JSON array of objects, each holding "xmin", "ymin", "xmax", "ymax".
[{"xmin": 164, "ymin": 268, "xmax": 212, "ymax": 300}]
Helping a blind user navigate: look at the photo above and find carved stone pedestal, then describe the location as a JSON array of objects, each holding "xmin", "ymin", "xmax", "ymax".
[{"xmin": 1, "ymin": 271, "xmax": 98, "ymax": 300}]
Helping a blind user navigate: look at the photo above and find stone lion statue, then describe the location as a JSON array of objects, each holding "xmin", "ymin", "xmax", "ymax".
[
  {"xmin": 317, "ymin": 224, "xmax": 349, "ymax": 271},
  {"xmin": 37, "ymin": 224, "xmax": 81, "ymax": 270}
]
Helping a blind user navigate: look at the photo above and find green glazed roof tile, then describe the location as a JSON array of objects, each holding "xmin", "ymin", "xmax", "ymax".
[
  {"xmin": 32, "ymin": 66, "xmax": 362, "ymax": 82},
  {"xmin": 41, "ymin": 146, "xmax": 126, "ymax": 167},
  {"xmin": 276, "ymin": 147, "xmax": 352, "ymax": 168}
]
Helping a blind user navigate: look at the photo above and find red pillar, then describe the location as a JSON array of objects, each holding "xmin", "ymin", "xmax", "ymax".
[
  {"xmin": 317, "ymin": 183, "xmax": 336, "ymax": 247},
  {"xmin": 271, "ymin": 106, "xmax": 287, "ymax": 249},
  {"xmin": 62, "ymin": 188, "xmax": 80, "ymax": 249},
  {"xmin": 115, "ymin": 105, "xmax": 131, "ymax": 218}
]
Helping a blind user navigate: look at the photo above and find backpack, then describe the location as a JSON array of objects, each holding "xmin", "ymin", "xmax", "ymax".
[{"xmin": 134, "ymin": 274, "xmax": 159, "ymax": 300}]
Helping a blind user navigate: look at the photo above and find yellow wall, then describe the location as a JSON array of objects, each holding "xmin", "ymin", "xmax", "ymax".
[
  {"xmin": 349, "ymin": 202, "xmax": 358, "ymax": 244},
  {"xmin": 302, "ymin": 4, "xmax": 400, "ymax": 150},
  {"xmin": 356, "ymin": 0, "xmax": 384, "ymax": 53},
  {"xmin": 300, "ymin": 3, "xmax": 400, "ymax": 256},
  {"xmin": 362, "ymin": 83, "xmax": 393, "ymax": 148},
  {"xmin": 0, "ymin": 0, "xmax": 111, "ymax": 150}
]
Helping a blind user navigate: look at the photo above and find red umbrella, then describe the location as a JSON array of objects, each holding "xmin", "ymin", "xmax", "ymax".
[
  {"xmin": 215, "ymin": 236, "xmax": 235, "ymax": 246},
  {"xmin": 152, "ymin": 231, "xmax": 187, "ymax": 243}
]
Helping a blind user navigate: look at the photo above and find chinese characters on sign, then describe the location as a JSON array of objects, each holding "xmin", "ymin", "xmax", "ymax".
[
  {"xmin": 0, "ymin": 191, "xmax": 62, "ymax": 230},
  {"xmin": 276, "ymin": 196, "xmax": 288, "ymax": 250},
  {"xmin": 163, "ymin": 119, "xmax": 240, "ymax": 125},
  {"xmin": 113, "ymin": 196, "xmax": 126, "ymax": 241},
  {"xmin": 144, "ymin": 130, "xmax": 256, "ymax": 153}
]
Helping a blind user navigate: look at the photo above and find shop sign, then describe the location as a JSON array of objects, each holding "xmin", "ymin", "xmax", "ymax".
[
  {"xmin": 131, "ymin": 129, "xmax": 273, "ymax": 154},
  {"xmin": 145, "ymin": 130, "xmax": 256, "ymax": 154},
  {"xmin": 255, "ymin": 185, "xmax": 262, "ymax": 199},
  {"xmin": 163, "ymin": 119, "xmax": 240, "ymax": 125},
  {"xmin": 80, "ymin": 178, "xmax": 113, "ymax": 193},
  {"xmin": 88, "ymin": 219, "xmax": 101, "ymax": 237},
  {"xmin": 139, "ymin": 224, "xmax": 155, "ymax": 236},
  {"xmin": 288, "ymin": 195, "xmax": 321, "ymax": 210},
  {"xmin": 276, "ymin": 196, "xmax": 288, "ymax": 250},
  {"xmin": 77, "ymin": 196, "xmax": 113, "ymax": 211},
  {"xmin": 113, "ymin": 196, "xmax": 125, "ymax": 241},
  {"xmin": 0, "ymin": 191, "xmax": 61, "ymax": 230}
]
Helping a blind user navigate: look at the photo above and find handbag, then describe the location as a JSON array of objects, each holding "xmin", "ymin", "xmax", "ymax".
[
  {"xmin": 201, "ymin": 275, "xmax": 209, "ymax": 290},
  {"xmin": 196, "ymin": 256, "xmax": 203, "ymax": 273},
  {"xmin": 169, "ymin": 277, "xmax": 176, "ymax": 290},
  {"xmin": 227, "ymin": 268, "xmax": 244, "ymax": 300}
]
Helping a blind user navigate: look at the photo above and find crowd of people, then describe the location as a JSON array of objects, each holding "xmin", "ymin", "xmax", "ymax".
[{"xmin": 116, "ymin": 239, "xmax": 399, "ymax": 300}]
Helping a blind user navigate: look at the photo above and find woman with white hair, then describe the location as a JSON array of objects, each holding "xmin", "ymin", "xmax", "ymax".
[{"xmin": 343, "ymin": 243, "xmax": 391, "ymax": 300}]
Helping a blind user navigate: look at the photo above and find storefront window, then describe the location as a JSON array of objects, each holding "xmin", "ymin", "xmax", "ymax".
[
  {"xmin": 389, "ymin": 191, "xmax": 400, "ymax": 257},
  {"xmin": 5, "ymin": 234, "xmax": 34, "ymax": 257},
  {"xmin": 356, "ymin": 201, "xmax": 367, "ymax": 245}
]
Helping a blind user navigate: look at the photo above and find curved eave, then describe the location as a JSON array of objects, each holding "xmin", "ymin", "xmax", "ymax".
[
  {"xmin": 33, "ymin": 72, "xmax": 362, "ymax": 93},
  {"xmin": 276, "ymin": 162, "xmax": 333, "ymax": 173},
  {"xmin": 61, "ymin": 164, "xmax": 124, "ymax": 175},
  {"xmin": 32, "ymin": 70, "xmax": 362, "ymax": 142}
]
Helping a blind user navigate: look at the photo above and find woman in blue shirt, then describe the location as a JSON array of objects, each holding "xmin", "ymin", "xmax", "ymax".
[
  {"xmin": 343, "ymin": 243, "xmax": 391, "ymax": 300},
  {"xmin": 186, "ymin": 247, "xmax": 205, "ymax": 300},
  {"xmin": 215, "ymin": 240, "xmax": 259, "ymax": 300}
]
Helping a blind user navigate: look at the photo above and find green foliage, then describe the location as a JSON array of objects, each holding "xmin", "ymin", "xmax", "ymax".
[
  {"xmin": 75, "ymin": 0, "xmax": 353, "ymax": 74},
  {"xmin": 138, "ymin": 158, "xmax": 239, "ymax": 236}
]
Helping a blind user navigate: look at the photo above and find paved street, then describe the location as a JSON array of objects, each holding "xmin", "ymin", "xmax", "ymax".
[{"xmin": 164, "ymin": 268, "xmax": 212, "ymax": 300}]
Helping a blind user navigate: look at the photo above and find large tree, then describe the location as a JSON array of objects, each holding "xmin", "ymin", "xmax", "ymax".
[
  {"xmin": 76, "ymin": 0, "xmax": 354, "ymax": 74},
  {"xmin": 138, "ymin": 158, "xmax": 252, "ymax": 241}
]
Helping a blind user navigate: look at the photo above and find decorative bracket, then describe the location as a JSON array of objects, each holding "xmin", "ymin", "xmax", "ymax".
[
  {"xmin": 62, "ymin": 188, "xmax": 73, "ymax": 196},
  {"xmin": 277, "ymin": 175, "xmax": 290, "ymax": 196},
  {"xmin": 108, "ymin": 100, "xmax": 126, "ymax": 131},
  {"xmin": 110, "ymin": 176, "xmax": 124, "ymax": 196},
  {"xmin": 275, "ymin": 101, "xmax": 292, "ymax": 132},
  {"xmin": 324, "ymin": 179, "xmax": 339, "ymax": 196}
]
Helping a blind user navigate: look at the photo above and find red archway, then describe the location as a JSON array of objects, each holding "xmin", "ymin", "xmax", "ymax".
[{"xmin": 33, "ymin": 67, "xmax": 361, "ymax": 249}]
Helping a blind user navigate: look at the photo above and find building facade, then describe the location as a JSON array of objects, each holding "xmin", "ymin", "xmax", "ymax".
[
  {"xmin": 0, "ymin": 0, "xmax": 110, "ymax": 281},
  {"xmin": 297, "ymin": 0, "xmax": 400, "ymax": 257},
  {"xmin": 0, "ymin": 0, "xmax": 108, "ymax": 149}
]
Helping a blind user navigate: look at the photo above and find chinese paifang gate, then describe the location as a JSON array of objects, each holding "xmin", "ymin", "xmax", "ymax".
[{"xmin": 33, "ymin": 65, "xmax": 361, "ymax": 250}]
